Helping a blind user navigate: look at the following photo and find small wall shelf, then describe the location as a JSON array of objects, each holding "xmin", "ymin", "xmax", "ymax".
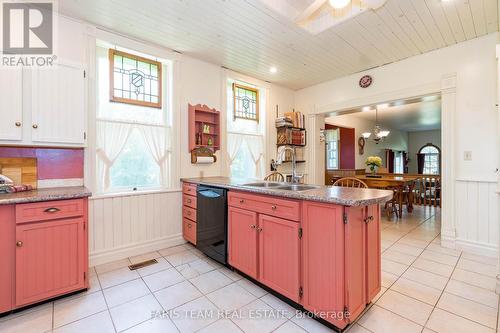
[{"xmin": 188, "ymin": 104, "xmax": 221, "ymax": 153}]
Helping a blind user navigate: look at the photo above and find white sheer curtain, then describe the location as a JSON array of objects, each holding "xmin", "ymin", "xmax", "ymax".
[
  {"xmin": 245, "ymin": 135, "xmax": 264, "ymax": 178},
  {"xmin": 139, "ymin": 125, "xmax": 171, "ymax": 187},
  {"xmin": 227, "ymin": 133, "xmax": 244, "ymax": 172},
  {"xmin": 96, "ymin": 120, "xmax": 132, "ymax": 191}
]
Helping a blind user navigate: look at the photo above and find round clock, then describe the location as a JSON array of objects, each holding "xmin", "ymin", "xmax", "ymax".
[{"xmin": 359, "ymin": 75, "xmax": 373, "ymax": 88}]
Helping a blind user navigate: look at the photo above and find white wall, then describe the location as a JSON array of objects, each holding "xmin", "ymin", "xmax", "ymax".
[
  {"xmin": 296, "ymin": 33, "xmax": 499, "ymax": 256},
  {"xmin": 325, "ymin": 114, "xmax": 409, "ymax": 170},
  {"xmin": 407, "ymin": 130, "xmax": 442, "ymax": 174}
]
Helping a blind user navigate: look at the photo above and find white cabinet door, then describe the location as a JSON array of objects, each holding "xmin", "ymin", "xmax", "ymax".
[
  {"xmin": 31, "ymin": 62, "xmax": 86, "ymax": 145},
  {"xmin": 0, "ymin": 68, "xmax": 23, "ymax": 141}
]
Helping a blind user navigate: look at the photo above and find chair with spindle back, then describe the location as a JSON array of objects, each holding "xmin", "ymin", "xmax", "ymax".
[
  {"xmin": 332, "ymin": 177, "xmax": 368, "ymax": 189},
  {"xmin": 264, "ymin": 172, "xmax": 285, "ymax": 182}
]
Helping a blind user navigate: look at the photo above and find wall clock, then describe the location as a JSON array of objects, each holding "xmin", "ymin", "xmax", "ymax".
[{"xmin": 359, "ymin": 75, "xmax": 373, "ymax": 88}]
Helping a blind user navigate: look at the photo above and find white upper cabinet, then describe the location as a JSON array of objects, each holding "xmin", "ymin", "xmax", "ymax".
[
  {"xmin": 31, "ymin": 62, "xmax": 86, "ymax": 145},
  {"xmin": 0, "ymin": 15, "xmax": 87, "ymax": 147},
  {"xmin": 0, "ymin": 68, "xmax": 23, "ymax": 141}
]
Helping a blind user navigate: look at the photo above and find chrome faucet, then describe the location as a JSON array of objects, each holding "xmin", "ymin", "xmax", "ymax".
[{"xmin": 277, "ymin": 145, "xmax": 301, "ymax": 183}]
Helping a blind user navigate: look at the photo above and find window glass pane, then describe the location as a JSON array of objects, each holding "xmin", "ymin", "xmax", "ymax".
[
  {"xmin": 109, "ymin": 128, "xmax": 160, "ymax": 190},
  {"xmin": 230, "ymin": 145, "xmax": 256, "ymax": 179},
  {"xmin": 233, "ymin": 84, "xmax": 258, "ymax": 121}
]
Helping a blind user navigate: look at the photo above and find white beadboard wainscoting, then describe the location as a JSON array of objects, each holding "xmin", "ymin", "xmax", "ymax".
[
  {"xmin": 455, "ymin": 179, "xmax": 499, "ymax": 257},
  {"xmin": 88, "ymin": 190, "xmax": 184, "ymax": 266}
]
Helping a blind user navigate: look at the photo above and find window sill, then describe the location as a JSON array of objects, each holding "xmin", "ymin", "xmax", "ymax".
[{"xmin": 90, "ymin": 188, "xmax": 182, "ymax": 200}]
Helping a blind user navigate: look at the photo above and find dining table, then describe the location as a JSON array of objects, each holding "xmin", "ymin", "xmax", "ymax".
[{"xmin": 355, "ymin": 174, "xmax": 419, "ymax": 217}]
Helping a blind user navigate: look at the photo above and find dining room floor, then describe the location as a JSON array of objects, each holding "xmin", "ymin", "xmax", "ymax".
[{"xmin": 0, "ymin": 205, "xmax": 498, "ymax": 333}]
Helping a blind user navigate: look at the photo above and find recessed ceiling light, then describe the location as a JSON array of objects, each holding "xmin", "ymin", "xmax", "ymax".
[
  {"xmin": 329, "ymin": 0, "xmax": 351, "ymax": 9},
  {"xmin": 377, "ymin": 103, "xmax": 389, "ymax": 109},
  {"xmin": 269, "ymin": 66, "xmax": 277, "ymax": 74}
]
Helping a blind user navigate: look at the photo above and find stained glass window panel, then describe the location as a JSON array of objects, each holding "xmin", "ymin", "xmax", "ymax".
[
  {"xmin": 109, "ymin": 49, "xmax": 162, "ymax": 108},
  {"xmin": 233, "ymin": 83, "xmax": 259, "ymax": 122}
]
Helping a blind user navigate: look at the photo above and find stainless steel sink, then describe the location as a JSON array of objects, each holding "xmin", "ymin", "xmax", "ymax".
[
  {"xmin": 243, "ymin": 182, "xmax": 284, "ymax": 188},
  {"xmin": 275, "ymin": 185, "xmax": 320, "ymax": 191},
  {"xmin": 243, "ymin": 182, "xmax": 320, "ymax": 192}
]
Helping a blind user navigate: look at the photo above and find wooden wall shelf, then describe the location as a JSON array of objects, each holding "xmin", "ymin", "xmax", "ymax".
[{"xmin": 188, "ymin": 104, "xmax": 221, "ymax": 153}]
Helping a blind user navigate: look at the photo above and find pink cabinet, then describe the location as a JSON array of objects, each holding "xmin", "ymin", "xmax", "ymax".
[
  {"xmin": 228, "ymin": 206, "xmax": 258, "ymax": 279},
  {"xmin": 301, "ymin": 201, "xmax": 346, "ymax": 328},
  {"xmin": 258, "ymin": 214, "xmax": 300, "ymax": 302},
  {"xmin": 0, "ymin": 206, "xmax": 15, "ymax": 313},
  {"xmin": 365, "ymin": 204, "xmax": 381, "ymax": 302},
  {"xmin": 15, "ymin": 217, "xmax": 86, "ymax": 307}
]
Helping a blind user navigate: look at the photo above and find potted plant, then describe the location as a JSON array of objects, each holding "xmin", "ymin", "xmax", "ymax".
[{"xmin": 366, "ymin": 156, "xmax": 383, "ymax": 177}]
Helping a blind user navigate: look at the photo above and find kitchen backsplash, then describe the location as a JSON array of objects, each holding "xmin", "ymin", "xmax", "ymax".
[{"xmin": 0, "ymin": 147, "xmax": 84, "ymax": 188}]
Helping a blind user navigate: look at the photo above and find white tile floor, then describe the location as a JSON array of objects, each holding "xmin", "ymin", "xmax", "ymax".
[{"xmin": 1, "ymin": 206, "xmax": 499, "ymax": 333}]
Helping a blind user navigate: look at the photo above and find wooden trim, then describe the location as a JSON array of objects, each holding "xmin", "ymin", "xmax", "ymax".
[
  {"xmin": 109, "ymin": 49, "xmax": 163, "ymax": 109},
  {"xmin": 232, "ymin": 83, "xmax": 259, "ymax": 122}
]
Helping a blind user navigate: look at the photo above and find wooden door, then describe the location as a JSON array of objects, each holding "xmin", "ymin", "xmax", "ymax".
[
  {"xmin": 31, "ymin": 62, "xmax": 86, "ymax": 145},
  {"xmin": 15, "ymin": 217, "xmax": 85, "ymax": 307},
  {"xmin": 0, "ymin": 68, "xmax": 23, "ymax": 141},
  {"xmin": 258, "ymin": 214, "xmax": 300, "ymax": 302},
  {"xmin": 365, "ymin": 204, "xmax": 381, "ymax": 303},
  {"xmin": 344, "ymin": 206, "xmax": 366, "ymax": 322},
  {"xmin": 228, "ymin": 206, "xmax": 258, "ymax": 279},
  {"xmin": 301, "ymin": 201, "xmax": 346, "ymax": 329}
]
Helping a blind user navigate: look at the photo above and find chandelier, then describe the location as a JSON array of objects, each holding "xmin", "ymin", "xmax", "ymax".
[{"xmin": 361, "ymin": 108, "xmax": 390, "ymax": 144}]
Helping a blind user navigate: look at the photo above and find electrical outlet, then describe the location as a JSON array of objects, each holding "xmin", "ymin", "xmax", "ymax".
[{"xmin": 464, "ymin": 151, "xmax": 472, "ymax": 161}]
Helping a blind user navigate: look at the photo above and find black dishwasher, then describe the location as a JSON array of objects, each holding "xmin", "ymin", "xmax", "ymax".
[{"xmin": 196, "ymin": 186, "xmax": 228, "ymax": 265}]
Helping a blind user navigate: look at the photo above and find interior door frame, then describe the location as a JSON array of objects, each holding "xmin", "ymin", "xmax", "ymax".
[{"xmin": 307, "ymin": 74, "xmax": 456, "ymax": 250}]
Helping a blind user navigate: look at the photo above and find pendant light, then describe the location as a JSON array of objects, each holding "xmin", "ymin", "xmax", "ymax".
[{"xmin": 361, "ymin": 107, "xmax": 390, "ymax": 144}]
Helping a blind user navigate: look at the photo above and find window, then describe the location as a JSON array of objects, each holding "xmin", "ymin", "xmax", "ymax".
[
  {"xmin": 325, "ymin": 129, "xmax": 339, "ymax": 170},
  {"xmin": 233, "ymin": 83, "xmax": 259, "ymax": 122},
  {"xmin": 227, "ymin": 79, "xmax": 265, "ymax": 179},
  {"xmin": 419, "ymin": 144, "xmax": 440, "ymax": 175},
  {"xmin": 96, "ymin": 45, "xmax": 171, "ymax": 193},
  {"xmin": 394, "ymin": 152, "xmax": 404, "ymax": 174},
  {"xmin": 109, "ymin": 49, "xmax": 162, "ymax": 108}
]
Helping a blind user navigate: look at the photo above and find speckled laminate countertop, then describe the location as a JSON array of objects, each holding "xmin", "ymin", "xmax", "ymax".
[
  {"xmin": 0, "ymin": 186, "xmax": 92, "ymax": 205},
  {"xmin": 181, "ymin": 177, "xmax": 392, "ymax": 206}
]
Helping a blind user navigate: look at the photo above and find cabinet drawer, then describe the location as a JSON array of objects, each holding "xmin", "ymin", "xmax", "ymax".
[
  {"xmin": 183, "ymin": 194, "xmax": 197, "ymax": 209},
  {"xmin": 183, "ymin": 183, "xmax": 197, "ymax": 196},
  {"xmin": 16, "ymin": 199, "xmax": 84, "ymax": 224},
  {"xmin": 228, "ymin": 191, "xmax": 300, "ymax": 221},
  {"xmin": 183, "ymin": 218, "xmax": 196, "ymax": 245},
  {"xmin": 183, "ymin": 206, "xmax": 196, "ymax": 222}
]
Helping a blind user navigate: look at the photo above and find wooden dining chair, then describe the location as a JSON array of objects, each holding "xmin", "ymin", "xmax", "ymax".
[
  {"xmin": 264, "ymin": 172, "xmax": 285, "ymax": 182},
  {"xmin": 332, "ymin": 177, "xmax": 368, "ymax": 189}
]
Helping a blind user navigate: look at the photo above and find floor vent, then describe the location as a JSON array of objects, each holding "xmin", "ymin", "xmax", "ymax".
[{"xmin": 128, "ymin": 259, "xmax": 158, "ymax": 270}]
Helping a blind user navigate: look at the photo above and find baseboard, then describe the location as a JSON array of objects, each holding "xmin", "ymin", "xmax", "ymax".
[
  {"xmin": 454, "ymin": 238, "xmax": 498, "ymax": 258},
  {"xmin": 89, "ymin": 233, "xmax": 185, "ymax": 266}
]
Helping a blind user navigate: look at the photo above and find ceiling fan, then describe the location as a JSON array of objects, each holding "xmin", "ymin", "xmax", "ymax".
[{"xmin": 295, "ymin": 0, "xmax": 387, "ymax": 27}]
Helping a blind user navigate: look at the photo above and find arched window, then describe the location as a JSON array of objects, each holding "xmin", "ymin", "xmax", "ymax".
[{"xmin": 418, "ymin": 144, "xmax": 440, "ymax": 175}]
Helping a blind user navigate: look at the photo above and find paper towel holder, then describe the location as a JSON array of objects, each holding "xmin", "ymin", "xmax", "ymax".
[{"xmin": 191, "ymin": 147, "xmax": 217, "ymax": 164}]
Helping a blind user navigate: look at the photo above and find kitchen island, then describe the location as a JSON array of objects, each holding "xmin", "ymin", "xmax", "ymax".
[{"xmin": 181, "ymin": 177, "xmax": 392, "ymax": 330}]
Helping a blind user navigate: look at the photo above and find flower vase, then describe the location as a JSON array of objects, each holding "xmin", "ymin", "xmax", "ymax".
[{"xmin": 370, "ymin": 165, "xmax": 377, "ymax": 175}]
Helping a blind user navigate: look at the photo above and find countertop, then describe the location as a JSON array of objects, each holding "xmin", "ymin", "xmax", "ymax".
[
  {"xmin": 181, "ymin": 177, "xmax": 393, "ymax": 206},
  {"xmin": 0, "ymin": 186, "xmax": 92, "ymax": 205}
]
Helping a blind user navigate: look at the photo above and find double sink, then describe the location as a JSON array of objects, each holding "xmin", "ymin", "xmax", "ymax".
[{"xmin": 242, "ymin": 182, "xmax": 320, "ymax": 192}]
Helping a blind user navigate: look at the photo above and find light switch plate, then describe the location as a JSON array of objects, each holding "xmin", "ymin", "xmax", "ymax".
[{"xmin": 464, "ymin": 151, "xmax": 472, "ymax": 161}]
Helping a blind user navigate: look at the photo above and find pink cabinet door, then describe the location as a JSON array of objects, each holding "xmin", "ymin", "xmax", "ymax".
[
  {"xmin": 228, "ymin": 206, "xmax": 258, "ymax": 279},
  {"xmin": 258, "ymin": 214, "xmax": 300, "ymax": 302},
  {"xmin": 344, "ymin": 206, "xmax": 366, "ymax": 322},
  {"xmin": 301, "ymin": 201, "xmax": 346, "ymax": 329},
  {"xmin": 365, "ymin": 204, "xmax": 381, "ymax": 303},
  {"xmin": 0, "ymin": 206, "xmax": 15, "ymax": 313},
  {"xmin": 15, "ymin": 217, "xmax": 86, "ymax": 307}
]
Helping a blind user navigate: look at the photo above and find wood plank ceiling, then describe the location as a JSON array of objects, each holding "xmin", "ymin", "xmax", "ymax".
[{"xmin": 59, "ymin": 0, "xmax": 499, "ymax": 90}]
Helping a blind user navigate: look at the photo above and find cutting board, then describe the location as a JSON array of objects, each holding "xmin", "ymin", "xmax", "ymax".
[{"xmin": 0, "ymin": 158, "xmax": 37, "ymax": 189}]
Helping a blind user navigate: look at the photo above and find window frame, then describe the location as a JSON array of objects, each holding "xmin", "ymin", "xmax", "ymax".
[
  {"xmin": 232, "ymin": 83, "xmax": 259, "ymax": 122},
  {"xmin": 325, "ymin": 129, "xmax": 340, "ymax": 171},
  {"xmin": 419, "ymin": 144, "xmax": 441, "ymax": 175},
  {"xmin": 109, "ymin": 49, "xmax": 163, "ymax": 109}
]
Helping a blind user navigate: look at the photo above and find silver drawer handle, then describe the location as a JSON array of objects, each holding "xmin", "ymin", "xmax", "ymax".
[
  {"xmin": 271, "ymin": 205, "xmax": 277, "ymax": 210},
  {"xmin": 257, "ymin": 227, "xmax": 263, "ymax": 232},
  {"xmin": 239, "ymin": 199, "xmax": 244, "ymax": 204},
  {"xmin": 187, "ymin": 199, "xmax": 192, "ymax": 204},
  {"xmin": 44, "ymin": 207, "xmax": 60, "ymax": 213},
  {"xmin": 15, "ymin": 122, "xmax": 22, "ymax": 127},
  {"xmin": 250, "ymin": 224, "xmax": 256, "ymax": 229}
]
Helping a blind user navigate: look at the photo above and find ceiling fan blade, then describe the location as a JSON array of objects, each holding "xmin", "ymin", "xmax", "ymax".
[{"xmin": 295, "ymin": 0, "xmax": 328, "ymax": 24}]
